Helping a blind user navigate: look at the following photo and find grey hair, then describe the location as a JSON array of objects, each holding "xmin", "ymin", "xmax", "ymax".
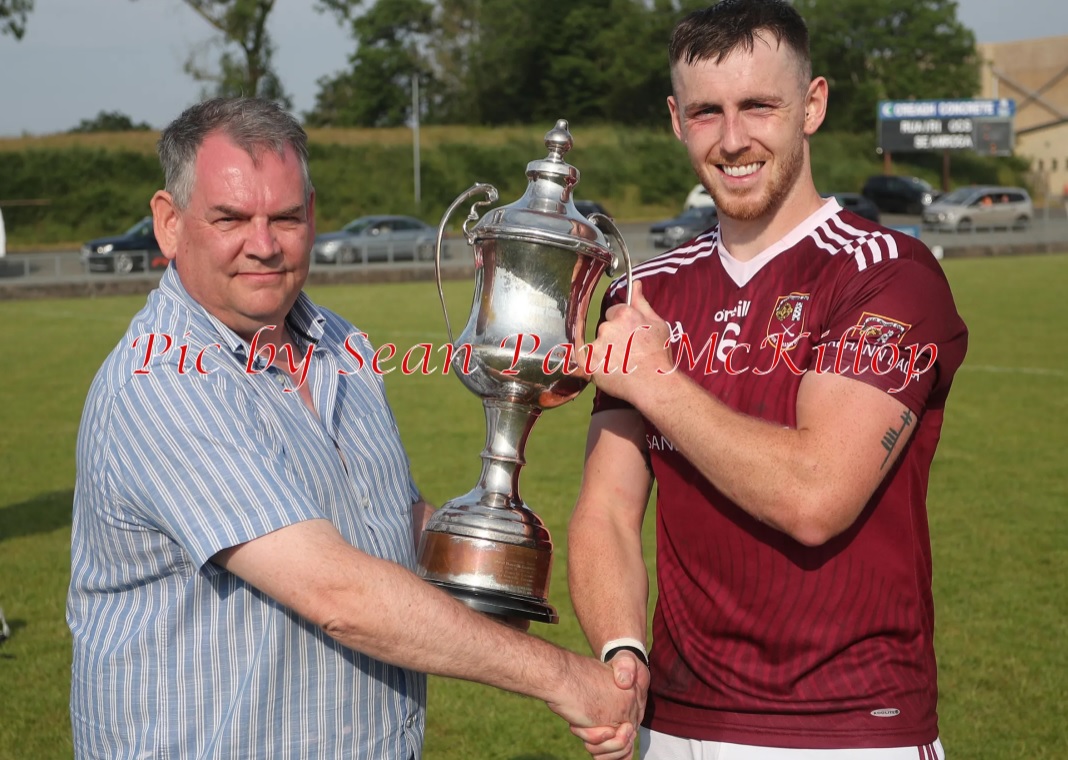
[{"xmin": 157, "ymin": 97, "xmax": 312, "ymax": 209}]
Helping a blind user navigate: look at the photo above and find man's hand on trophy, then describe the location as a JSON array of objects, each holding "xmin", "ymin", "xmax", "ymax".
[
  {"xmin": 570, "ymin": 650, "xmax": 649, "ymax": 759},
  {"xmin": 581, "ymin": 280, "xmax": 674, "ymax": 404},
  {"xmin": 543, "ymin": 655, "xmax": 640, "ymax": 760}
]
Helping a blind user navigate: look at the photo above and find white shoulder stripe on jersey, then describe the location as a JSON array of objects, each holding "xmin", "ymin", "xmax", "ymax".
[
  {"xmin": 812, "ymin": 213, "xmax": 901, "ymax": 272},
  {"xmin": 608, "ymin": 229, "xmax": 719, "ymax": 299},
  {"xmin": 830, "ymin": 213, "xmax": 870, "ymax": 239}
]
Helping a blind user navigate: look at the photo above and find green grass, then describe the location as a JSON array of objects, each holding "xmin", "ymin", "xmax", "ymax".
[{"xmin": 1, "ymin": 255, "xmax": 1066, "ymax": 758}]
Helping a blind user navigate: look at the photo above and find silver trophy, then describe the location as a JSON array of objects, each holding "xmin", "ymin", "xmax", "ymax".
[{"xmin": 417, "ymin": 119, "xmax": 632, "ymax": 628}]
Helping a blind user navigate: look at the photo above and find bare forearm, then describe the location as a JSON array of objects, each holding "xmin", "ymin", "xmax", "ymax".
[
  {"xmin": 630, "ymin": 369, "xmax": 913, "ymax": 546},
  {"xmin": 635, "ymin": 371, "xmax": 815, "ymax": 530},
  {"xmin": 313, "ymin": 540, "xmax": 568, "ymax": 701},
  {"xmin": 217, "ymin": 520, "xmax": 641, "ymax": 732},
  {"xmin": 588, "ymin": 283, "xmax": 920, "ymax": 546},
  {"xmin": 569, "ymin": 513, "xmax": 649, "ymax": 652}
]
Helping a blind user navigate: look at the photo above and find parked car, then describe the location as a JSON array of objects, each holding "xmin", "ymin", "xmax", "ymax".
[
  {"xmin": 823, "ymin": 192, "xmax": 881, "ymax": 224},
  {"xmin": 649, "ymin": 205, "xmax": 719, "ymax": 249},
  {"xmin": 81, "ymin": 216, "xmax": 167, "ymax": 274},
  {"xmin": 683, "ymin": 183, "xmax": 716, "ymax": 210},
  {"xmin": 573, "ymin": 200, "xmax": 612, "ymax": 219},
  {"xmin": 922, "ymin": 186, "xmax": 1033, "ymax": 232},
  {"xmin": 861, "ymin": 175, "xmax": 939, "ymax": 215},
  {"xmin": 312, "ymin": 215, "xmax": 437, "ymax": 264}
]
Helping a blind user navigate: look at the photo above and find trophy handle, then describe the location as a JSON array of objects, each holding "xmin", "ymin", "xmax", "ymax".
[
  {"xmin": 588, "ymin": 213, "xmax": 634, "ymax": 307},
  {"xmin": 435, "ymin": 183, "xmax": 500, "ymax": 345}
]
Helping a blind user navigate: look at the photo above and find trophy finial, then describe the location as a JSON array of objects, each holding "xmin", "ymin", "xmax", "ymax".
[{"xmin": 544, "ymin": 119, "xmax": 573, "ymax": 162}]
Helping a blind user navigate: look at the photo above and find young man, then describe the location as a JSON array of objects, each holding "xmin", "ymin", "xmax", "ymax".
[
  {"xmin": 568, "ymin": 2, "xmax": 968, "ymax": 758},
  {"xmin": 69, "ymin": 97, "xmax": 639, "ymax": 760}
]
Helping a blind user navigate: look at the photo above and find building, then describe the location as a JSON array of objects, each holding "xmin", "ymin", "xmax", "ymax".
[{"xmin": 978, "ymin": 36, "xmax": 1068, "ymax": 207}]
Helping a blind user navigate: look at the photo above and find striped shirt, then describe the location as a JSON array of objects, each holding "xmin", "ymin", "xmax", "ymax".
[{"xmin": 69, "ymin": 266, "xmax": 426, "ymax": 759}]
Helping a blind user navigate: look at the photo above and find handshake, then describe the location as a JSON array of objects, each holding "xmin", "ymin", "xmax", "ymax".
[{"xmin": 546, "ymin": 646, "xmax": 650, "ymax": 760}]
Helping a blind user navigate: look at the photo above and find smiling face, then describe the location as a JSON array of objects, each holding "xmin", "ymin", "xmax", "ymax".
[
  {"xmin": 668, "ymin": 32, "xmax": 826, "ymax": 229},
  {"xmin": 151, "ymin": 132, "xmax": 315, "ymax": 341}
]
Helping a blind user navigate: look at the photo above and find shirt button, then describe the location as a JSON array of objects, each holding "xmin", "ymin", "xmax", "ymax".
[{"xmin": 405, "ymin": 716, "xmax": 415, "ymax": 728}]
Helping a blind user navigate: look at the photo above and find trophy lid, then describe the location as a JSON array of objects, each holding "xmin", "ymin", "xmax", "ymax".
[{"xmin": 471, "ymin": 119, "xmax": 612, "ymax": 261}]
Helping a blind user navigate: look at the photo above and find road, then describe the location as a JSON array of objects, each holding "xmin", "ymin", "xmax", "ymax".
[{"xmin": 2, "ymin": 215, "xmax": 1067, "ymax": 287}]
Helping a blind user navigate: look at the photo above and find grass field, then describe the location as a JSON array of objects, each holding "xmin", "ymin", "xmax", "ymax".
[{"xmin": 0, "ymin": 254, "xmax": 1065, "ymax": 759}]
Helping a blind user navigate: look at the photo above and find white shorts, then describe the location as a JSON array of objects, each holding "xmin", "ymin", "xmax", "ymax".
[{"xmin": 640, "ymin": 727, "xmax": 945, "ymax": 760}]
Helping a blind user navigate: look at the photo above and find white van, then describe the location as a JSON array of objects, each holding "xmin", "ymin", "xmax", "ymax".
[{"xmin": 683, "ymin": 184, "xmax": 716, "ymax": 210}]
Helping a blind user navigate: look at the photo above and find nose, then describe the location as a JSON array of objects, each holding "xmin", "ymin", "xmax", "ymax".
[
  {"xmin": 719, "ymin": 110, "xmax": 751, "ymax": 157},
  {"xmin": 246, "ymin": 217, "xmax": 281, "ymax": 260}
]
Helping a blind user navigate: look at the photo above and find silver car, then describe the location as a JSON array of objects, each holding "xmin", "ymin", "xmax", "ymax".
[
  {"xmin": 922, "ymin": 186, "xmax": 1033, "ymax": 232},
  {"xmin": 312, "ymin": 215, "xmax": 438, "ymax": 264}
]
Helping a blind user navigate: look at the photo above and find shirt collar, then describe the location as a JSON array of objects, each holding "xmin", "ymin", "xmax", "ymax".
[{"xmin": 157, "ymin": 264, "xmax": 327, "ymax": 359}]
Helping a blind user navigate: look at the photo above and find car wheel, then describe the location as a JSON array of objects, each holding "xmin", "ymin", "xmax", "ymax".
[
  {"xmin": 1013, "ymin": 216, "xmax": 1030, "ymax": 231},
  {"xmin": 956, "ymin": 218, "xmax": 973, "ymax": 233},
  {"xmin": 113, "ymin": 253, "xmax": 135, "ymax": 275},
  {"xmin": 339, "ymin": 247, "xmax": 356, "ymax": 264},
  {"xmin": 416, "ymin": 243, "xmax": 434, "ymax": 261}
]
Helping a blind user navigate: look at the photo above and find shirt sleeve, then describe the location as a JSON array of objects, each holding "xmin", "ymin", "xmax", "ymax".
[
  {"xmin": 104, "ymin": 369, "xmax": 327, "ymax": 569},
  {"xmin": 813, "ymin": 252, "xmax": 968, "ymax": 414},
  {"xmin": 590, "ymin": 277, "xmax": 637, "ymax": 415}
]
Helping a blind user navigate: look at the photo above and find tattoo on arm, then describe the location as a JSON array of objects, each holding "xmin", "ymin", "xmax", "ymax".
[{"xmin": 880, "ymin": 409, "xmax": 915, "ymax": 469}]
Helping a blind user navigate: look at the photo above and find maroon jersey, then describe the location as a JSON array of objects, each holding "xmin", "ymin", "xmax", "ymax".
[{"xmin": 592, "ymin": 200, "xmax": 968, "ymax": 749}]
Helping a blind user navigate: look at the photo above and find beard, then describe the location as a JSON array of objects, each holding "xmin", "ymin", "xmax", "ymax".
[{"xmin": 701, "ymin": 131, "xmax": 806, "ymax": 222}]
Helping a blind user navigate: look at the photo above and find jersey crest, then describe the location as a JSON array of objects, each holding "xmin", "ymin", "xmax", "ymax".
[
  {"xmin": 853, "ymin": 312, "xmax": 912, "ymax": 345},
  {"xmin": 767, "ymin": 292, "xmax": 810, "ymax": 349}
]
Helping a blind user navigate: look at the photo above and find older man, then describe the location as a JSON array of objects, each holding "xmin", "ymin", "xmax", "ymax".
[{"xmin": 69, "ymin": 97, "xmax": 638, "ymax": 760}]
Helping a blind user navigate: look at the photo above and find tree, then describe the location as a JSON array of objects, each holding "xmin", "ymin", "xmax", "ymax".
[
  {"xmin": 306, "ymin": 0, "xmax": 434, "ymax": 127},
  {"xmin": 796, "ymin": 0, "xmax": 980, "ymax": 133},
  {"xmin": 68, "ymin": 111, "xmax": 153, "ymax": 133},
  {"xmin": 425, "ymin": 0, "xmax": 704, "ymax": 126},
  {"xmin": 139, "ymin": 0, "xmax": 291, "ymax": 106},
  {"xmin": 597, "ymin": 0, "xmax": 708, "ymax": 126},
  {"xmin": 0, "ymin": 0, "xmax": 33, "ymax": 40},
  {"xmin": 306, "ymin": 0, "xmax": 721, "ymax": 128}
]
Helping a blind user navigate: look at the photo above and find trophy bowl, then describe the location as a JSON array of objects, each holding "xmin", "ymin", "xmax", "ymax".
[{"xmin": 417, "ymin": 120, "xmax": 632, "ymax": 627}]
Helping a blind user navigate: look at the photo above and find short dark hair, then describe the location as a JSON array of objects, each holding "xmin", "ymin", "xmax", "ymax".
[
  {"xmin": 157, "ymin": 97, "xmax": 312, "ymax": 209},
  {"xmin": 670, "ymin": 0, "xmax": 811, "ymax": 83}
]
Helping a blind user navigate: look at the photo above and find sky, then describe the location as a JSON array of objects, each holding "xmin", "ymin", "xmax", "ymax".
[{"xmin": 0, "ymin": 0, "xmax": 1066, "ymax": 137}]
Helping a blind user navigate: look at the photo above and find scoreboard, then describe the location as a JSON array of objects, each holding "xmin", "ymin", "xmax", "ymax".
[{"xmin": 877, "ymin": 99, "xmax": 1016, "ymax": 156}]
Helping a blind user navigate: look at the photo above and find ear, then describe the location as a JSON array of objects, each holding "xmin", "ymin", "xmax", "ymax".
[
  {"xmin": 306, "ymin": 188, "xmax": 317, "ymax": 240},
  {"xmin": 803, "ymin": 77, "xmax": 829, "ymax": 136},
  {"xmin": 668, "ymin": 95, "xmax": 685, "ymax": 142},
  {"xmin": 150, "ymin": 190, "xmax": 180, "ymax": 262}
]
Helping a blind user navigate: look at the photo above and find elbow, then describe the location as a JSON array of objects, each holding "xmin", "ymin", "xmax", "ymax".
[
  {"xmin": 305, "ymin": 585, "xmax": 361, "ymax": 646},
  {"xmin": 779, "ymin": 490, "xmax": 864, "ymax": 548},
  {"xmin": 320, "ymin": 613, "xmax": 352, "ymax": 643},
  {"xmin": 786, "ymin": 520, "xmax": 842, "ymax": 548}
]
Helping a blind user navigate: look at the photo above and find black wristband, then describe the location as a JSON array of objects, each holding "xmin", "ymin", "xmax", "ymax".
[{"xmin": 602, "ymin": 645, "xmax": 649, "ymax": 667}]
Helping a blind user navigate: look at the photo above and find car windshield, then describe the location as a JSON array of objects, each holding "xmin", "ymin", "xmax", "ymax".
[
  {"xmin": 906, "ymin": 177, "xmax": 935, "ymax": 192},
  {"xmin": 125, "ymin": 218, "xmax": 151, "ymax": 236},
  {"xmin": 342, "ymin": 218, "xmax": 376, "ymax": 234},
  {"xmin": 939, "ymin": 188, "xmax": 977, "ymax": 204}
]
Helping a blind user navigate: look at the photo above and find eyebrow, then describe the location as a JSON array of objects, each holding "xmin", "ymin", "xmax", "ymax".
[
  {"xmin": 685, "ymin": 94, "xmax": 787, "ymax": 115},
  {"xmin": 209, "ymin": 204, "xmax": 306, "ymax": 218}
]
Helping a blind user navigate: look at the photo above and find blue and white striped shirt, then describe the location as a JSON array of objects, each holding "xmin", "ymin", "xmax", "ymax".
[{"xmin": 69, "ymin": 266, "xmax": 426, "ymax": 759}]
